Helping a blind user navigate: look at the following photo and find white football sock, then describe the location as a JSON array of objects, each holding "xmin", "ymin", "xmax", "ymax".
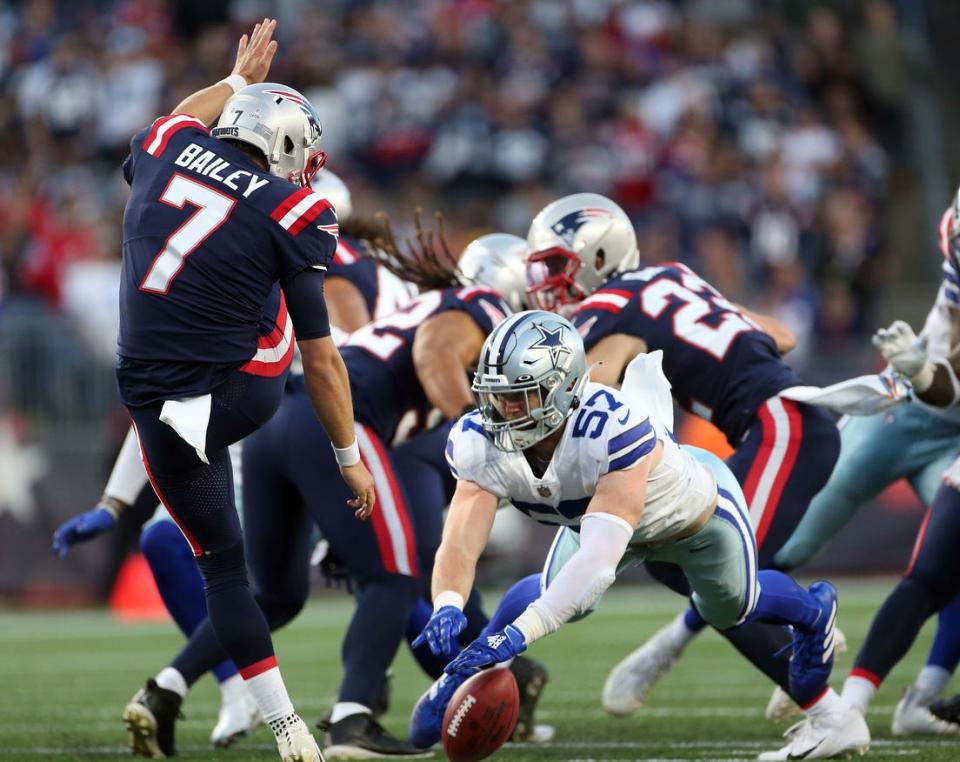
[
  {"xmin": 841, "ymin": 675, "xmax": 876, "ymax": 715},
  {"xmin": 805, "ymin": 687, "xmax": 842, "ymax": 718},
  {"xmin": 669, "ymin": 611, "xmax": 698, "ymax": 649},
  {"xmin": 155, "ymin": 667, "xmax": 188, "ymax": 698},
  {"xmin": 329, "ymin": 702, "xmax": 371, "ymax": 724},
  {"xmin": 219, "ymin": 673, "xmax": 247, "ymax": 702},
  {"xmin": 914, "ymin": 665, "xmax": 951, "ymax": 700},
  {"xmin": 244, "ymin": 666, "xmax": 294, "ymax": 723}
]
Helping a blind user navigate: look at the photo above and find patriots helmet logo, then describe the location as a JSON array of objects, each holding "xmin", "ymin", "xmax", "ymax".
[
  {"xmin": 531, "ymin": 322, "xmax": 572, "ymax": 369},
  {"xmin": 550, "ymin": 207, "xmax": 615, "ymax": 248}
]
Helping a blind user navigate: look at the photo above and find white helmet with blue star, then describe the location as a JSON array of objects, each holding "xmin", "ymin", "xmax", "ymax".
[{"xmin": 472, "ymin": 310, "xmax": 589, "ymax": 452}]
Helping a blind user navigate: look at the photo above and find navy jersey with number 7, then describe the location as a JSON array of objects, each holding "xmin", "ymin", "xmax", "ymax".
[
  {"xmin": 572, "ymin": 263, "xmax": 802, "ymax": 445},
  {"xmin": 117, "ymin": 113, "xmax": 339, "ymax": 406}
]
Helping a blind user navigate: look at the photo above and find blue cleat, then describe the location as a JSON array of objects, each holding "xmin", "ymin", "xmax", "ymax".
[
  {"xmin": 788, "ymin": 580, "xmax": 838, "ymax": 703},
  {"xmin": 408, "ymin": 671, "xmax": 470, "ymax": 749}
]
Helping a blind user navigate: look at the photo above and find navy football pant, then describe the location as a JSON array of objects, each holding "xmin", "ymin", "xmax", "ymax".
[
  {"xmin": 851, "ymin": 482, "xmax": 960, "ymax": 685},
  {"xmin": 167, "ymin": 389, "xmax": 464, "ymax": 707},
  {"xmin": 128, "ymin": 368, "xmax": 286, "ymax": 678},
  {"xmin": 645, "ymin": 398, "xmax": 840, "ymax": 703}
]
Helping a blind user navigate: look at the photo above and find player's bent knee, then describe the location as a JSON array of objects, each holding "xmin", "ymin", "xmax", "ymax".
[
  {"xmin": 692, "ymin": 585, "xmax": 746, "ymax": 631},
  {"xmin": 256, "ymin": 590, "xmax": 307, "ymax": 630},
  {"xmin": 196, "ymin": 541, "xmax": 249, "ymax": 595},
  {"xmin": 905, "ymin": 569, "xmax": 958, "ymax": 613},
  {"xmin": 140, "ymin": 520, "xmax": 192, "ymax": 564}
]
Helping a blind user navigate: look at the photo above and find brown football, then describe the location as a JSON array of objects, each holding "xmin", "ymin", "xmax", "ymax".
[{"xmin": 441, "ymin": 668, "xmax": 520, "ymax": 762}]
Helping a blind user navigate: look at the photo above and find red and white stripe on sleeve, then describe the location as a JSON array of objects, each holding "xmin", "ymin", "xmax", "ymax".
[
  {"xmin": 270, "ymin": 188, "xmax": 336, "ymax": 237},
  {"xmin": 144, "ymin": 114, "xmax": 208, "ymax": 158}
]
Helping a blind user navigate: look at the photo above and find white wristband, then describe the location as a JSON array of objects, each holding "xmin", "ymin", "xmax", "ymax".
[
  {"xmin": 433, "ymin": 590, "xmax": 465, "ymax": 612},
  {"xmin": 332, "ymin": 439, "xmax": 361, "ymax": 467},
  {"xmin": 219, "ymin": 74, "xmax": 248, "ymax": 93}
]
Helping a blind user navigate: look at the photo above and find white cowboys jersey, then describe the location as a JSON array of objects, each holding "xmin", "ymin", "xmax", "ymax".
[
  {"xmin": 916, "ymin": 264, "xmax": 960, "ymax": 423},
  {"xmin": 446, "ymin": 382, "xmax": 717, "ymax": 543}
]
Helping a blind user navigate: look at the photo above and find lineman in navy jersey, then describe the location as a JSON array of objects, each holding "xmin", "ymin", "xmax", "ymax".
[
  {"xmin": 416, "ymin": 311, "xmax": 866, "ymax": 759},
  {"xmin": 115, "ymin": 20, "xmax": 371, "ymax": 762}
]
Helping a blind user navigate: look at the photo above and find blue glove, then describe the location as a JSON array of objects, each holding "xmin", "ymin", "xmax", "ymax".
[
  {"xmin": 412, "ymin": 605, "xmax": 468, "ymax": 656},
  {"xmin": 52, "ymin": 506, "xmax": 117, "ymax": 557},
  {"xmin": 444, "ymin": 625, "xmax": 527, "ymax": 676}
]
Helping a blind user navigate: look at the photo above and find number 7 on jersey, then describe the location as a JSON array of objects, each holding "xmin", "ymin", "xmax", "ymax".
[{"xmin": 140, "ymin": 173, "xmax": 237, "ymax": 294}]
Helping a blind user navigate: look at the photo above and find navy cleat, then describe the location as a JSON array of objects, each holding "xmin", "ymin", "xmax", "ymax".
[
  {"xmin": 408, "ymin": 671, "xmax": 470, "ymax": 749},
  {"xmin": 788, "ymin": 581, "xmax": 838, "ymax": 702}
]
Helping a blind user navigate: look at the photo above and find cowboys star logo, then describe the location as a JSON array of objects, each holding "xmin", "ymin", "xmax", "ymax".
[{"xmin": 531, "ymin": 323, "xmax": 572, "ymax": 368}]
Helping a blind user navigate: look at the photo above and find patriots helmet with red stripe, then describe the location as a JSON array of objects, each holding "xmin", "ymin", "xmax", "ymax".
[
  {"xmin": 526, "ymin": 193, "xmax": 639, "ymax": 315},
  {"xmin": 212, "ymin": 82, "xmax": 326, "ymax": 187}
]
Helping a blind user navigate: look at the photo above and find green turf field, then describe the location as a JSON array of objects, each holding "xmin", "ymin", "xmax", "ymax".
[{"xmin": 1, "ymin": 578, "xmax": 957, "ymax": 761}]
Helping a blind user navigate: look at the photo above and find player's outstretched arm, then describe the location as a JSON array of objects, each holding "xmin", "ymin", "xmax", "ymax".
[
  {"xmin": 52, "ymin": 426, "xmax": 151, "ymax": 556},
  {"xmin": 299, "ymin": 335, "xmax": 376, "ymax": 518},
  {"xmin": 585, "ymin": 334, "xmax": 647, "ymax": 387},
  {"xmin": 412, "ymin": 312, "xmax": 487, "ymax": 419},
  {"xmin": 735, "ymin": 305, "xmax": 796, "ymax": 355},
  {"xmin": 432, "ymin": 479, "xmax": 498, "ymax": 606},
  {"xmin": 171, "ymin": 18, "xmax": 278, "ymax": 125},
  {"xmin": 873, "ymin": 318, "xmax": 960, "ymax": 407}
]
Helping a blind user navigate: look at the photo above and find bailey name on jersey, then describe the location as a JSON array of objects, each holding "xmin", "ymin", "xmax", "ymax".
[{"xmin": 172, "ymin": 142, "xmax": 271, "ymax": 198}]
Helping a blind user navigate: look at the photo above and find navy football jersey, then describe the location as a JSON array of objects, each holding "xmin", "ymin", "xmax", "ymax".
[
  {"xmin": 572, "ymin": 263, "xmax": 801, "ymax": 445},
  {"xmin": 339, "ymin": 286, "xmax": 511, "ymax": 445},
  {"xmin": 326, "ymin": 237, "xmax": 418, "ymax": 323},
  {"xmin": 117, "ymin": 113, "xmax": 338, "ymax": 406}
]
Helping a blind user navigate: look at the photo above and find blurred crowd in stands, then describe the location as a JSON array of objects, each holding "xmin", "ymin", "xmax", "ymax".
[{"xmin": 0, "ymin": 0, "xmax": 931, "ymax": 368}]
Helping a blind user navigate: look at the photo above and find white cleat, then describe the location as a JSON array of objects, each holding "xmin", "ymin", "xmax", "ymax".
[
  {"xmin": 765, "ymin": 686, "xmax": 803, "ymax": 724},
  {"xmin": 757, "ymin": 706, "xmax": 870, "ymax": 760},
  {"xmin": 602, "ymin": 620, "xmax": 687, "ymax": 716},
  {"xmin": 272, "ymin": 714, "xmax": 326, "ymax": 762},
  {"xmin": 765, "ymin": 628, "xmax": 847, "ymax": 724},
  {"xmin": 892, "ymin": 686, "xmax": 960, "ymax": 736},
  {"xmin": 211, "ymin": 684, "xmax": 263, "ymax": 747}
]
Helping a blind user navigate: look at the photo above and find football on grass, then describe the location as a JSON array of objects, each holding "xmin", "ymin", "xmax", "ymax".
[{"xmin": 441, "ymin": 668, "xmax": 520, "ymax": 762}]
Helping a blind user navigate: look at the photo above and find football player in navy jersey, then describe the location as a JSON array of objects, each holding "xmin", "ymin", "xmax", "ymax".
[
  {"xmin": 122, "ymin": 229, "xmax": 535, "ymax": 757},
  {"xmin": 526, "ymin": 194, "xmax": 842, "ymax": 721},
  {"xmin": 114, "ymin": 19, "xmax": 373, "ymax": 762},
  {"xmin": 51, "ymin": 171, "xmax": 419, "ymax": 752}
]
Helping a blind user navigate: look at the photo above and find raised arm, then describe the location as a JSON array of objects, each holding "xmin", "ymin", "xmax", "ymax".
[
  {"xmin": 413, "ymin": 311, "xmax": 487, "ymax": 419},
  {"xmin": 172, "ymin": 18, "xmax": 278, "ymax": 125}
]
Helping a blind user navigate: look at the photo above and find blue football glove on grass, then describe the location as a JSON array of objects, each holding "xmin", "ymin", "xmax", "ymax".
[
  {"xmin": 52, "ymin": 506, "xmax": 117, "ymax": 556},
  {"xmin": 412, "ymin": 605, "xmax": 467, "ymax": 656},
  {"xmin": 444, "ymin": 625, "xmax": 527, "ymax": 675}
]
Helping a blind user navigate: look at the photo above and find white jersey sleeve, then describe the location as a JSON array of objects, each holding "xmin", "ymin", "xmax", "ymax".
[
  {"xmin": 445, "ymin": 411, "xmax": 508, "ymax": 497},
  {"xmin": 104, "ymin": 427, "xmax": 149, "ymax": 505}
]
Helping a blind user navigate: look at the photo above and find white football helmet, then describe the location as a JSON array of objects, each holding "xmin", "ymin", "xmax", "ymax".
[
  {"xmin": 456, "ymin": 233, "xmax": 530, "ymax": 312},
  {"xmin": 212, "ymin": 83, "xmax": 325, "ymax": 187},
  {"xmin": 473, "ymin": 310, "xmax": 588, "ymax": 452},
  {"xmin": 310, "ymin": 168, "xmax": 352, "ymax": 221},
  {"xmin": 526, "ymin": 193, "xmax": 639, "ymax": 313}
]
